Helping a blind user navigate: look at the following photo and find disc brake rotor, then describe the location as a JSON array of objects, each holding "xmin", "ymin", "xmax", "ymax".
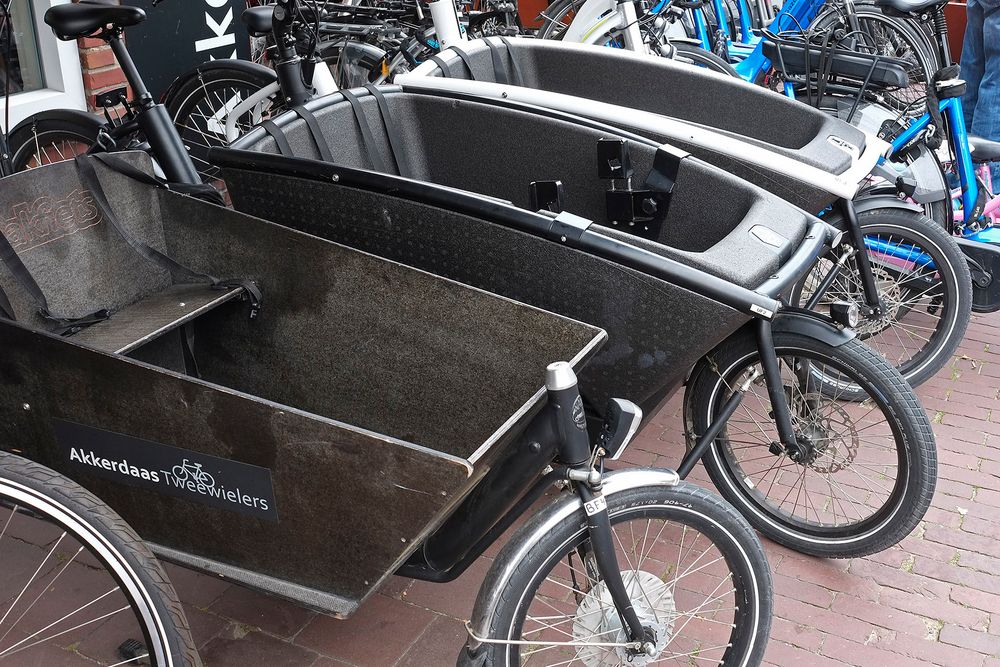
[
  {"xmin": 572, "ymin": 570, "xmax": 675, "ymax": 667},
  {"xmin": 791, "ymin": 393, "xmax": 860, "ymax": 473}
]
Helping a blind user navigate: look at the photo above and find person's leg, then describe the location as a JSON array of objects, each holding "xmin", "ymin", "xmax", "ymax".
[
  {"xmin": 962, "ymin": 0, "xmax": 986, "ymax": 130},
  {"xmin": 970, "ymin": 2, "xmax": 1000, "ymax": 184}
]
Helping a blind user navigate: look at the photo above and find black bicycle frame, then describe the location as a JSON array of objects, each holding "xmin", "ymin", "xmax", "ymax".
[
  {"xmin": 271, "ymin": 0, "xmax": 314, "ymax": 106},
  {"xmin": 106, "ymin": 35, "xmax": 200, "ymax": 185}
]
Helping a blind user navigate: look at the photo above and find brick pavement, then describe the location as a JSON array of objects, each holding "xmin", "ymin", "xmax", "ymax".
[{"xmin": 172, "ymin": 310, "xmax": 1000, "ymax": 667}]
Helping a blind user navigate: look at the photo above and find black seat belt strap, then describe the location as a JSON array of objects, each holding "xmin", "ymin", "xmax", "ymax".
[
  {"xmin": 262, "ymin": 120, "xmax": 293, "ymax": 156},
  {"xmin": 292, "ymin": 105, "xmax": 334, "ymax": 162},
  {"xmin": 0, "ymin": 284, "xmax": 15, "ymax": 321},
  {"xmin": 340, "ymin": 90, "xmax": 389, "ymax": 173},
  {"xmin": 430, "ymin": 54, "xmax": 453, "ymax": 78},
  {"xmin": 484, "ymin": 39, "xmax": 509, "ymax": 84},
  {"xmin": 498, "ymin": 37, "xmax": 525, "ymax": 87},
  {"xmin": 363, "ymin": 84, "xmax": 411, "ymax": 178},
  {"xmin": 450, "ymin": 46, "xmax": 478, "ymax": 79}
]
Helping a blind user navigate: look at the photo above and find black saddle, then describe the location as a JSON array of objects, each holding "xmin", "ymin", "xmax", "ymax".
[
  {"xmin": 243, "ymin": 6, "xmax": 275, "ymax": 37},
  {"xmin": 762, "ymin": 40, "xmax": 910, "ymax": 89},
  {"xmin": 970, "ymin": 136, "xmax": 1000, "ymax": 164},
  {"xmin": 873, "ymin": 0, "xmax": 946, "ymax": 16},
  {"xmin": 44, "ymin": 1, "xmax": 145, "ymax": 40}
]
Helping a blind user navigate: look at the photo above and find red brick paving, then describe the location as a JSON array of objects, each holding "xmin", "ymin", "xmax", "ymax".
[{"xmin": 170, "ymin": 311, "xmax": 1000, "ymax": 666}]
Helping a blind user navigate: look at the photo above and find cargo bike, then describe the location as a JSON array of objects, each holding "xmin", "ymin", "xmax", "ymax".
[
  {"xmin": 0, "ymin": 150, "xmax": 773, "ymax": 666},
  {"xmin": 211, "ymin": 77, "xmax": 936, "ymax": 565}
]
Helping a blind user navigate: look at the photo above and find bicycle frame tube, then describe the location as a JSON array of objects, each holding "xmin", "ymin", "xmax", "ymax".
[
  {"xmin": 692, "ymin": 7, "xmax": 713, "ymax": 49},
  {"xmin": 889, "ymin": 98, "xmax": 979, "ymax": 221},
  {"xmin": 560, "ymin": 0, "xmax": 626, "ymax": 45},
  {"xmin": 732, "ymin": 0, "xmax": 827, "ymax": 81}
]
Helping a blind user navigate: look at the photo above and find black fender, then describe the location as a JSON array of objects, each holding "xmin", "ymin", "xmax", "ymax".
[
  {"xmin": 771, "ymin": 307, "xmax": 856, "ymax": 348},
  {"xmin": 9, "ymin": 108, "xmax": 104, "ymax": 140},
  {"xmin": 159, "ymin": 59, "xmax": 278, "ymax": 106},
  {"xmin": 850, "ymin": 193, "xmax": 923, "ymax": 216}
]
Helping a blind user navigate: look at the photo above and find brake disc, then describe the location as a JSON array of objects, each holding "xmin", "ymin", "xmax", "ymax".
[{"xmin": 573, "ymin": 570, "xmax": 676, "ymax": 667}]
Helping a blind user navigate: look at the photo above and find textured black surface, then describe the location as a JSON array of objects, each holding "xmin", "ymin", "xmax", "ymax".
[
  {"xmin": 0, "ymin": 157, "xmax": 604, "ymax": 612},
  {"xmin": 233, "ymin": 89, "xmax": 812, "ymax": 288},
  {"xmin": 222, "ymin": 169, "xmax": 749, "ymax": 422},
  {"xmin": 410, "ymin": 39, "xmax": 872, "ymax": 211},
  {"xmin": 428, "ymin": 38, "xmax": 866, "ymax": 170}
]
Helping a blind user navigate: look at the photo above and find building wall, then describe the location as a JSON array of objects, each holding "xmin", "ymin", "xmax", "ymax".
[{"xmin": 74, "ymin": 1, "xmax": 127, "ymax": 113}]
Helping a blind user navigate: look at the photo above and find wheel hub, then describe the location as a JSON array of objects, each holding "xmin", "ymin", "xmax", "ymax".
[
  {"xmin": 573, "ymin": 570, "xmax": 675, "ymax": 667},
  {"xmin": 790, "ymin": 393, "xmax": 860, "ymax": 473},
  {"xmin": 854, "ymin": 266, "xmax": 903, "ymax": 336}
]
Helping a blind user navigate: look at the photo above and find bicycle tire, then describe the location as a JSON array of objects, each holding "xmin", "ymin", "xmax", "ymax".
[
  {"xmin": 7, "ymin": 113, "xmax": 102, "ymax": 172},
  {"xmin": 684, "ymin": 327, "xmax": 936, "ymax": 558},
  {"xmin": 165, "ymin": 63, "xmax": 283, "ymax": 180},
  {"xmin": 0, "ymin": 450, "xmax": 199, "ymax": 666},
  {"xmin": 536, "ymin": 0, "xmax": 588, "ymax": 40},
  {"xmin": 470, "ymin": 481, "xmax": 772, "ymax": 666},
  {"xmin": 792, "ymin": 206, "xmax": 971, "ymax": 395}
]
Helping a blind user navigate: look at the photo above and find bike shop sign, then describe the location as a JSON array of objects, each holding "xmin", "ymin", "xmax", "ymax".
[
  {"xmin": 128, "ymin": 0, "xmax": 252, "ymax": 99},
  {"xmin": 53, "ymin": 419, "xmax": 278, "ymax": 521}
]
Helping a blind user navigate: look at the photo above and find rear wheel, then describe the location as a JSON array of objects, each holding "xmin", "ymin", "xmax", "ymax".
[
  {"xmin": 165, "ymin": 65, "xmax": 283, "ymax": 181},
  {"xmin": 0, "ymin": 451, "xmax": 198, "ymax": 665},
  {"xmin": 685, "ymin": 327, "xmax": 936, "ymax": 558},
  {"xmin": 7, "ymin": 115, "xmax": 101, "ymax": 172},
  {"xmin": 473, "ymin": 482, "xmax": 772, "ymax": 666},
  {"xmin": 663, "ymin": 41, "xmax": 739, "ymax": 75}
]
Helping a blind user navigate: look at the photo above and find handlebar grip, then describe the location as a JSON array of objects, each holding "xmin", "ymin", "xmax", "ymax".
[{"xmin": 545, "ymin": 362, "xmax": 592, "ymax": 466}]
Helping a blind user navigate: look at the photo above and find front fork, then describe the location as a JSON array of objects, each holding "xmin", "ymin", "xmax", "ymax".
[{"xmin": 546, "ymin": 363, "xmax": 656, "ymax": 653}]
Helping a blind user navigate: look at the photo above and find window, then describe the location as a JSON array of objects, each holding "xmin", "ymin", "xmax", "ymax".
[{"xmin": 0, "ymin": 0, "xmax": 86, "ymax": 128}]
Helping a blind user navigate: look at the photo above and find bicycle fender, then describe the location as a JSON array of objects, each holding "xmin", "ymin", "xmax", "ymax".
[
  {"xmin": 460, "ymin": 468, "xmax": 681, "ymax": 659},
  {"xmin": 851, "ymin": 193, "xmax": 923, "ymax": 216},
  {"xmin": 771, "ymin": 308, "xmax": 856, "ymax": 347},
  {"xmin": 9, "ymin": 108, "xmax": 104, "ymax": 139},
  {"xmin": 159, "ymin": 59, "xmax": 278, "ymax": 105}
]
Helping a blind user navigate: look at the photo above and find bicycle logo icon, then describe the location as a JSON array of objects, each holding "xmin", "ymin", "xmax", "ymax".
[{"xmin": 171, "ymin": 459, "xmax": 216, "ymax": 488}]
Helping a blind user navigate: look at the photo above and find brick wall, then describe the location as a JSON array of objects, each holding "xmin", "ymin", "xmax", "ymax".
[{"xmin": 74, "ymin": 2, "xmax": 128, "ymax": 113}]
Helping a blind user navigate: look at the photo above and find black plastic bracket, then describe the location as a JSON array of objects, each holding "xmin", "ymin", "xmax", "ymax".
[
  {"xmin": 597, "ymin": 138, "xmax": 634, "ymax": 181},
  {"xmin": 529, "ymin": 180, "xmax": 565, "ymax": 213}
]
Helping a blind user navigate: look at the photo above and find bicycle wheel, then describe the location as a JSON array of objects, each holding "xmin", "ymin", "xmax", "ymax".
[
  {"xmin": 0, "ymin": 451, "xmax": 198, "ymax": 665},
  {"xmin": 471, "ymin": 482, "xmax": 771, "ymax": 666},
  {"xmin": 791, "ymin": 207, "xmax": 971, "ymax": 396},
  {"xmin": 664, "ymin": 41, "xmax": 739, "ymax": 75},
  {"xmin": 536, "ymin": 0, "xmax": 586, "ymax": 40},
  {"xmin": 166, "ymin": 64, "xmax": 283, "ymax": 181},
  {"xmin": 808, "ymin": 8, "xmax": 933, "ymax": 116},
  {"xmin": 684, "ymin": 327, "xmax": 936, "ymax": 558},
  {"xmin": 7, "ymin": 114, "xmax": 101, "ymax": 172}
]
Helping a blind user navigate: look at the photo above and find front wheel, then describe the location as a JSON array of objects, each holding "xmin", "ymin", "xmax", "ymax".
[
  {"xmin": 792, "ymin": 207, "xmax": 971, "ymax": 396},
  {"xmin": 0, "ymin": 451, "xmax": 199, "ymax": 665},
  {"xmin": 684, "ymin": 327, "xmax": 937, "ymax": 558},
  {"xmin": 467, "ymin": 480, "xmax": 772, "ymax": 666}
]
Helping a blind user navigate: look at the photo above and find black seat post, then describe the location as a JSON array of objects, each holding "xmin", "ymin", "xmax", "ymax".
[
  {"xmin": 930, "ymin": 4, "xmax": 952, "ymax": 67},
  {"xmin": 107, "ymin": 35, "xmax": 202, "ymax": 185}
]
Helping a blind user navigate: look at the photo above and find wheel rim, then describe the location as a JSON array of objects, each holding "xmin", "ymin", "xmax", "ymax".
[
  {"xmin": 795, "ymin": 225, "xmax": 957, "ymax": 388},
  {"xmin": 0, "ymin": 480, "xmax": 171, "ymax": 665},
  {"xmin": 706, "ymin": 345, "xmax": 909, "ymax": 541},
  {"xmin": 15, "ymin": 131, "xmax": 92, "ymax": 171},
  {"xmin": 509, "ymin": 504, "xmax": 757, "ymax": 665},
  {"xmin": 173, "ymin": 79, "xmax": 279, "ymax": 180}
]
